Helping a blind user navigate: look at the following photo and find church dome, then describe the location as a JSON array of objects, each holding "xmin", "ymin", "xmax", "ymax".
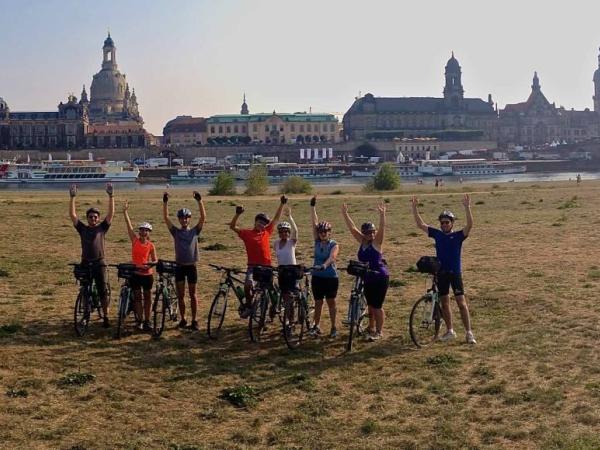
[
  {"xmin": 0, "ymin": 97, "xmax": 7, "ymax": 110},
  {"xmin": 104, "ymin": 34, "xmax": 114, "ymax": 48},
  {"xmin": 90, "ymin": 69, "xmax": 126, "ymax": 101},
  {"xmin": 445, "ymin": 52, "xmax": 460, "ymax": 71}
]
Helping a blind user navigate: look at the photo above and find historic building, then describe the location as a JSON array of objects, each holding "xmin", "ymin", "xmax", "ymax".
[
  {"xmin": 343, "ymin": 53, "xmax": 498, "ymax": 142},
  {"xmin": 163, "ymin": 116, "xmax": 207, "ymax": 146},
  {"xmin": 498, "ymin": 70, "xmax": 600, "ymax": 146}
]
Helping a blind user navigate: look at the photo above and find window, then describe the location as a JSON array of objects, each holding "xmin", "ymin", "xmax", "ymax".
[
  {"xmin": 291, "ymin": 124, "xmax": 295, "ymax": 132},
  {"xmin": 226, "ymin": 126, "xmax": 231, "ymax": 133},
  {"xmin": 210, "ymin": 126, "xmax": 215, "ymax": 133},
  {"xmin": 218, "ymin": 126, "xmax": 223, "ymax": 133},
  {"xmin": 253, "ymin": 124, "xmax": 257, "ymax": 132},
  {"xmin": 242, "ymin": 125, "xmax": 247, "ymax": 133},
  {"xmin": 234, "ymin": 125, "xmax": 238, "ymax": 133},
  {"xmin": 307, "ymin": 124, "xmax": 312, "ymax": 132},
  {"xmin": 300, "ymin": 125, "xmax": 304, "ymax": 132}
]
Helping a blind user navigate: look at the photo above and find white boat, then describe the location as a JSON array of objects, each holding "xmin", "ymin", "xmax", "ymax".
[
  {"xmin": 0, "ymin": 160, "xmax": 139, "ymax": 183},
  {"xmin": 171, "ymin": 165, "xmax": 249, "ymax": 182},
  {"xmin": 450, "ymin": 160, "xmax": 526, "ymax": 175}
]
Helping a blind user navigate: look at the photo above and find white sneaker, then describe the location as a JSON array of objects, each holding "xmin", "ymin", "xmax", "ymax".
[
  {"xmin": 368, "ymin": 332, "xmax": 382, "ymax": 342},
  {"xmin": 439, "ymin": 330, "xmax": 457, "ymax": 342},
  {"xmin": 466, "ymin": 331, "xmax": 477, "ymax": 345},
  {"xmin": 308, "ymin": 326, "xmax": 322, "ymax": 337}
]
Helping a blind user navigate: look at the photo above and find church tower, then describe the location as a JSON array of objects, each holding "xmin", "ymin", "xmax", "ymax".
[
  {"xmin": 443, "ymin": 52, "xmax": 464, "ymax": 109},
  {"xmin": 102, "ymin": 32, "xmax": 117, "ymax": 70},
  {"xmin": 241, "ymin": 93, "xmax": 249, "ymax": 115},
  {"xmin": 594, "ymin": 47, "xmax": 600, "ymax": 112}
]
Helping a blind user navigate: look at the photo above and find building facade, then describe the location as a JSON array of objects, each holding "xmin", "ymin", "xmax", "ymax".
[
  {"xmin": 163, "ymin": 116, "xmax": 207, "ymax": 146},
  {"xmin": 394, "ymin": 138, "xmax": 440, "ymax": 161},
  {"xmin": 343, "ymin": 53, "xmax": 498, "ymax": 142}
]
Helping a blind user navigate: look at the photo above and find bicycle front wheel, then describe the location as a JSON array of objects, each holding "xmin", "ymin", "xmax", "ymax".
[
  {"xmin": 248, "ymin": 292, "xmax": 268, "ymax": 343},
  {"xmin": 346, "ymin": 295, "xmax": 359, "ymax": 352},
  {"xmin": 207, "ymin": 290, "xmax": 228, "ymax": 339},
  {"xmin": 152, "ymin": 289, "xmax": 167, "ymax": 338},
  {"xmin": 74, "ymin": 291, "xmax": 91, "ymax": 337},
  {"xmin": 282, "ymin": 294, "xmax": 307, "ymax": 350},
  {"xmin": 409, "ymin": 295, "xmax": 442, "ymax": 348},
  {"xmin": 116, "ymin": 287, "xmax": 130, "ymax": 339}
]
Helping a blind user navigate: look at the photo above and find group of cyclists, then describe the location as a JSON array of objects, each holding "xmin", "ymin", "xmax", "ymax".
[{"xmin": 69, "ymin": 183, "xmax": 476, "ymax": 345}]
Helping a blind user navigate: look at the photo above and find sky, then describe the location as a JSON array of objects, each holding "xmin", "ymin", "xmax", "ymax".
[{"xmin": 1, "ymin": 0, "xmax": 600, "ymax": 135}]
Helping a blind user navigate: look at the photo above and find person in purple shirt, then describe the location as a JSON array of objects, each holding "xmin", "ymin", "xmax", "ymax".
[
  {"xmin": 411, "ymin": 194, "xmax": 476, "ymax": 344},
  {"xmin": 342, "ymin": 202, "xmax": 388, "ymax": 341}
]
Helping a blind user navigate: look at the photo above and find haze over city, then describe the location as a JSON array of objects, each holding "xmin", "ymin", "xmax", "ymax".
[{"xmin": 2, "ymin": 0, "xmax": 600, "ymax": 135}]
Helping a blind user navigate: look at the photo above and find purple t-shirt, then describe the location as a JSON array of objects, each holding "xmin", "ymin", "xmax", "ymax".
[{"xmin": 357, "ymin": 244, "xmax": 389, "ymax": 281}]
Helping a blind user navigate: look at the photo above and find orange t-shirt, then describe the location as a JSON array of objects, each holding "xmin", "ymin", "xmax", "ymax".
[
  {"xmin": 238, "ymin": 224, "xmax": 274, "ymax": 266},
  {"xmin": 132, "ymin": 238, "xmax": 155, "ymax": 275}
]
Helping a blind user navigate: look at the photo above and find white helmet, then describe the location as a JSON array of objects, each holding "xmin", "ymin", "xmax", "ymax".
[
  {"xmin": 138, "ymin": 222, "xmax": 153, "ymax": 231},
  {"xmin": 277, "ymin": 221, "xmax": 291, "ymax": 231}
]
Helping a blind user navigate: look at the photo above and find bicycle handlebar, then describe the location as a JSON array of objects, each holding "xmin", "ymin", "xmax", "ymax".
[{"xmin": 208, "ymin": 263, "xmax": 246, "ymax": 275}]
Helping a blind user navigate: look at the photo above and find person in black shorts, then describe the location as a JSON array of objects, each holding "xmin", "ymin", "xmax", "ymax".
[{"xmin": 411, "ymin": 194, "xmax": 476, "ymax": 344}]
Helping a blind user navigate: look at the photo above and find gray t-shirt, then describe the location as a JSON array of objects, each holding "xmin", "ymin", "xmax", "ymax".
[
  {"xmin": 75, "ymin": 219, "xmax": 110, "ymax": 262},
  {"xmin": 169, "ymin": 225, "xmax": 200, "ymax": 265}
]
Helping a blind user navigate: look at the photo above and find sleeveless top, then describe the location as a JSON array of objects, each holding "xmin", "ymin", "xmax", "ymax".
[
  {"xmin": 274, "ymin": 239, "xmax": 296, "ymax": 265},
  {"xmin": 357, "ymin": 243, "xmax": 388, "ymax": 282},
  {"xmin": 313, "ymin": 239, "xmax": 338, "ymax": 278},
  {"xmin": 132, "ymin": 238, "xmax": 155, "ymax": 275}
]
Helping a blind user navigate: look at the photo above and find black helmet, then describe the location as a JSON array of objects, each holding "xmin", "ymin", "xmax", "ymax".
[
  {"xmin": 255, "ymin": 213, "xmax": 270, "ymax": 224},
  {"xmin": 177, "ymin": 208, "xmax": 192, "ymax": 218},
  {"xmin": 86, "ymin": 207, "xmax": 101, "ymax": 217},
  {"xmin": 361, "ymin": 222, "xmax": 376, "ymax": 233},
  {"xmin": 316, "ymin": 221, "xmax": 332, "ymax": 232},
  {"xmin": 438, "ymin": 210, "xmax": 456, "ymax": 221}
]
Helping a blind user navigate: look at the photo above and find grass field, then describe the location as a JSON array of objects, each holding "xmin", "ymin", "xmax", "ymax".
[{"xmin": 1, "ymin": 180, "xmax": 600, "ymax": 449}]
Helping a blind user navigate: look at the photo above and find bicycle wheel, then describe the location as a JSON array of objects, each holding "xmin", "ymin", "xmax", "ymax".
[
  {"xmin": 116, "ymin": 287, "xmax": 130, "ymax": 339},
  {"xmin": 346, "ymin": 294, "xmax": 359, "ymax": 351},
  {"xmin": 166, "ymin": 280, "xmax": 179, "ymax": 322},
  {"xmin": 74, "ymin": 290, "xmax": 91, "ymax": 337},
  {"xmin": 152, "ymin": 289, "xmax": 167, "ymax": 338},
  {"xmin": 409, "ymin": 295, "xmax": 442, "ymax": 348},
  {"xmin": 282, "ymin": 294, "xmax": 307, "ymax": 350},
  {"xmin": 248, "ymin": 291, "xmax": 268, "ymax": 342},
  {"xmin": 207, "ymin": 290, "xmax": 228, "ymax": 339}
]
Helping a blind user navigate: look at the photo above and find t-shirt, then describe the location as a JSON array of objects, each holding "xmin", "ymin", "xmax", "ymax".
[
  {"xmin": 169, "ymin": 225, "xmax": 200, "ymax": 265},
  {"xmin": 274, "ymin": 239, "xmax": 296, "ymax": 265},
  {"xmin": 313, "ymin": 239, "xmax": 338, "ymax": 278},
  {"xmin": 239, "ymin": 223, "xmax": 274, "ymax": 266},
  {"xmin": 428, "ymin": 227, "xmax": 466, "ymax": 274},
  {"xmin": 132, "ymin": 238, "xmax": 155, "ymax": 275},
  {"xmin": 75, "ymin": 219, "xmax": 110, "ymax": 262}
]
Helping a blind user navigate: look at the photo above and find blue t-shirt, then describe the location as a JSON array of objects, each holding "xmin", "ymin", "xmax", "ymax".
[
  {"xmin": 169, "ymin": 225, "xmax": 200, "ymax": 265},
  {"xmin": 428, "ymin": 227, "xmax": 466, "ymax": 274},
  {"xmin": 313, "ymin": 239, "xmax": 338, "ymax": 278}
]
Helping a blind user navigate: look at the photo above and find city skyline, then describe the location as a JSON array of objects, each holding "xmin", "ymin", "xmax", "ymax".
[{"xmin": 2, "ymin": 0, "xmax": 600, "ymax": 135}]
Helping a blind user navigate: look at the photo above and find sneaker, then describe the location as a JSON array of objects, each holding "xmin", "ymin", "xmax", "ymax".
[
  {"xmin": 368, "ymin": 332, "xmax": 382, "ymax": 342},
  {"xmin": 439, "ymin": 329, "xmax": 457, "ymax": 342},
  {"xmin": 142, "ymin": 321, "xmax": 152, "ymax": 332},
  {"xmin": 189, "ymin": 320, "xmax": 200, "ymax": 331},
  {"xmin": 177, "ymin": 319, "xmax": 188, "ymax": 329},
  {"xmin": 341, "ymin": 318, "xmax": 351, "ymax": 327},
  {"xmin": 102, "ymin": 317, "xmax": 110, "ymax": 328},
  {"xmin": 466, "ymin": 331, "xmax": 477, "ymax": 345},
  {"xmin": 329, "ymin": 328, "xmax": 338, "ymax": 338},
  {"xmin": 135, "ymin": 321, "xmax": 144, "ymax": 331},
  {"xmin": 308, "ymin": 326, "xmax": 322, "ymax": 337}
]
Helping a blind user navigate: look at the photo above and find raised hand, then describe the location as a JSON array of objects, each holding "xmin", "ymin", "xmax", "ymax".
[
  {"xmin": 106, "ymin": 182, "xmax": 114, "ymax": 197},
  {"xmin": 69, "ymin": 184, "xmax": 77, "ymax": 198},
  {"xmin": 411, "ymin": 196, "xmax": 419, "ymax": 208},
  {"xmin": 462, "ymin": 193, "xmax": 471, "ymax": 208},
  {"xmin": 341, "ymin": 203, "xmax": 349, "ymax": 214},
  {"xmin": 280, "ymin": 195, "xmax": 288, "ymax": 204},
  {"xmin": 377, "ymin": 203, "xmax": 386, "ymax": 214},
  {"xmin": 310, "ymin": 196, "xmax": 317, "ymax": 207},
  {"xmin": 193, "ymin": 191, "xmax": 201, "ymax": 202},
  {"xmin": 123, "ymin": 200, "xmax": 129, "ymax": 213},
  {"xmin": 284, "ymin": 205, "xmax": 291, "ymax": 216},
  {"xmin": 163, "ymin": 192, "xmax": 169, "ymax": 203},
  {"xmin": 236, "ymin": 205, "xmax": 245, "ymax": 215}
]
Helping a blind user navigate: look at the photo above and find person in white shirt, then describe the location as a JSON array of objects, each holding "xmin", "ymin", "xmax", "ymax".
[{"xmin": 274, "ymin": 206, "xmax": 300, "ymax": 300}]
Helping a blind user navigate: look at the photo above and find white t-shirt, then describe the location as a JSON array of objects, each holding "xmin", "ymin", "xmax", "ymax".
[{"xmin": 274, "ymin": 239, "xmax": 296, "ymax": 265}]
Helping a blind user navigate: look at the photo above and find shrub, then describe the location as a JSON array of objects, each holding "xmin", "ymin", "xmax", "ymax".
[
  {"xmin": 330, "ymin": 189, "xmax": 344, "ymax": 195},
  {"xmin": 209, "ymin": 171, "xmax": 236, "ymax": 196},
  {"xmin": 244, "ymin": 165, "xmax": 269, "ymax": 196},
  {"xmin": 280, "ymin": 176, "xmax": 312, "ymax": 194},
  {"xmin": 58, "ymin": 372, "xmax": 96, "ymax": 388},
  {"xmin": 221, "ymin": 385, "xmax": 258, "ymax": 408},
  {"xmin": 203, "ymin": 243, "xmax": 227, "ymax": 251},
  {"xmin": 365, "ymin": 163, "xmax": 401, "ymax": 191}
]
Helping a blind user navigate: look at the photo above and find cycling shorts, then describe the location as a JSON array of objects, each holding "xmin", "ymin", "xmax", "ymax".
[
  {"xmin": 311, "ymin": 276, "xmax": 339, "ymax": 301},
  {"xmin": 438, "ymin": 272, "xmax": 464, "ymax": 296},
  {"xmin": 175, "ymin": 264, "xmax": 198, "ymax": 284},
  {"xmin": 130, "ymin": 274, "xmax": 154, "ymax": 292}
]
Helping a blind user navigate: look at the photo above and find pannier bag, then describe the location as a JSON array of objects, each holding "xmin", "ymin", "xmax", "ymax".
[
  {"xmin": 416, "ymin": 256, "xmax": 441, "ymax": 274},
  {"xmin": 252, "ymin": 265, "xmax": 274, "ymax": 284},
  {"xmin": 346, "ymin": 260, "xmax": 370, "ymax": 277}
]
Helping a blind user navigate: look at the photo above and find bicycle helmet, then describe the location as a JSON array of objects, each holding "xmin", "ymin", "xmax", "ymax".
[
  {"xmin": 255, "ymin": 213, "xmax": 270, "ymax": 224},
  {"xmin": 86, "ymin": 207, "xmax": 100, "ymax": 217},
  {"xmin": 361, "ymin": 222, "xmax": 376, "ymax": 233},
  {"xmin": 438, "ymin": 210, "xmax": 456, "ymax": 222},
  {"xmin": 316, "ymin": 221, "xmax": 332, "ymax": 232},
  {"xmin": 277, "ymin": 221, "xmax": 291, "ymax": 231},
  {"xmin": 138, "ymin": 222, "xmax": 153, "ymax": 231},
  {"xmin": 177, "ymin": 208, "xmax": 192, "ymax": 218}
]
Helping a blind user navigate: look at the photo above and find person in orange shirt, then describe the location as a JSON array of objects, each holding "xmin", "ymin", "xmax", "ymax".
[
  {"xmin": 229, "ymin": 195, "xmax": 286, "ymax": 318},
  {"xmin": 123, "ymin": 200, "xmax": 157, "ymax": 332}
]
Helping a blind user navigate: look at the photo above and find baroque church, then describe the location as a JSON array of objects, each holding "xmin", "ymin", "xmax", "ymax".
[
  {"xmin": 0, "ymin": 34, "xmax": 148, "ymax": 150},
  {"xmin": 342, "ymin": 53, "xmax": 498, "ymax": 142}
]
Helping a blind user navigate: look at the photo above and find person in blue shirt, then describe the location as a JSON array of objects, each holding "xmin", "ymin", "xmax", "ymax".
[{"xmin": 411, "ymin": 194, "xmax": 476, "ymax": 344}]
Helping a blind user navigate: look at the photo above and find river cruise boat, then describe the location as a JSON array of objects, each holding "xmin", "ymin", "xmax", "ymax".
[
  {"xmin": 449, "ymin": 160, "xmax": 527, "ymax": 175},
  {"xmin": 266, "ymin": 163, "xmax": 342, "ymax": 180},
  {"xmin": 0, "ymin": 160, "xmax": 139, "ymax": 183}
]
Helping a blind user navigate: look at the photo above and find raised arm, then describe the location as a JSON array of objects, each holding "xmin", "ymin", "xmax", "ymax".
[
  {"xmin": 411, "ymin": 196, "xmax": 429, "ymax": 233},
  {"xmin": 462, "ymin": 193, "xmax": 473, "ymax": 237},
  {"xmin": 69, "ymin": 184, "xmax": 78, "ymax": 226},
  {"xmin": 229, "ymin": 205, "xmax": 244, "ymax": 235},
  {"xmin": 310, "ymin": 196, "xmax": 318, "ymax": 240},
  {"xmin": 374, "ymin": 202, "xmax": 386, "ymax": 249},
  {"xmin": 341, "ymin": 203, "xmax": 364, "ymax": 244},
  {"xmin": 287, "ymin": 207, "xmax": 298, "ymax": 242},
  {"xmin": 122, "ymin": 200, "xmax": 137, "ymax": 242},
  {"xmin": 269, "ymin": 195, "xmax": 287, "ymax": 228},
  {"xmin": 162, "ymin": 192, "xmax": 174, "ymax": 230},
  {"xmin": 105, "ymin": 183, "xmax": 115, "ymax": 224},
  {"xmin": 193, "ymin": 191, "xmax": 206, "ymax": 232}
]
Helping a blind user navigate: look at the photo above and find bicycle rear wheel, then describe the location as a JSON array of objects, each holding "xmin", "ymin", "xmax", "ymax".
[
  {"xmin": 409, "ymin": 295, "xmax": 442, "ymax": 348},
  {"xmin": 166, "ymin": 280, "xmax": 179, "ymax": 322},
  {"xmin": 116, "ymin": 287, "xmax": 130, "ymax": 339},
  {"xmin": 207, "ymin": 290, "xmax": 228, "ymax": 339},
  {"xmin": 74, "ymin": 291, "xmax": 91, "ymax": 337},
  {"xmin": 248, "ymin": 292, "xmax": 268, "ymax": 342},
  {"xmin": 152, "ymin": 289, "xmax": 167, "ymax": 338},
  {"xmin": 282, "ymin": 294, "xmax": 307, "ymax": 350}
]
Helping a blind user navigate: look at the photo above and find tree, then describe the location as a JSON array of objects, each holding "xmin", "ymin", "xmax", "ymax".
[
  {"xmin": 244, "ymin": 164, "xmax": 269, "ymax": 196},
  {"xmin": 281, "ymin": 176, "xmax": 312, "ymax": 194},
  {"xmin": 367, "ymin": 162, "xmax": 401, "ymax": 191},
  {"xmin": 209, "ymin": 171, "xmax": 236, "ymax": 196}
]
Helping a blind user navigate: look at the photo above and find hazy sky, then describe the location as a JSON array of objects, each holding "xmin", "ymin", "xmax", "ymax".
[{"xmin": 1, "ymin": 0, "xmax": 600, "ymax": 134}]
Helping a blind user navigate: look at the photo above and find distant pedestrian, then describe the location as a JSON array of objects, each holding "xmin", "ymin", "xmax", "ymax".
[
  {"xmin": 576, "ymin": 174, "xmax": 581, "ymax": 185},
  {"xmin": 435, "ymin": 179, "xmax": 439, "ymax": 189}
]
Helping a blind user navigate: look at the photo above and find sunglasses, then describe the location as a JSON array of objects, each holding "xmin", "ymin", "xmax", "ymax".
[{"xmin": 364, "ymin": 229, "xmax": 376, "ymax": 234}]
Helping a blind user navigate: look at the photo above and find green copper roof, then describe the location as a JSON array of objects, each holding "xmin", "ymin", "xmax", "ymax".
[{"xmin": 207, "ymin": 113, "xmax": 337, "ymax": 124}]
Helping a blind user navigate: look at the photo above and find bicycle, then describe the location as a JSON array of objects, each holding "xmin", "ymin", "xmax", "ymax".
[
  {"xmin": 69, "ymin": 261, "xmax": 110, "ymax": 337},
  {"xmin": 109, "ymin": 263, "xmax": 141, "ymax": 339},
  {"xmin": 344, "ymin": 260, "xmax": 372, "ymax": 352},
  {"xmin": 409, "ymin": 256, "xmax": 443, "ymax": 348},
  {"xmin": 248, "ymin": 265, "xmax": 279, "ymax": 343},
  {"xmin": 278, "ymin": 265, "xmax": 314, "ymax": 350},
  {"xmin": 206, "ymin": 264, "xmax": 247, "ymax": 339},
  {"xmin": 148, "ymin": 260, "xmax": 179, "ymax": 338}
]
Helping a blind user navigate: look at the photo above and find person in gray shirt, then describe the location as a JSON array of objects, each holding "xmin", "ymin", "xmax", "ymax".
[{"xmin": 163, "ymin": 191, "xmax": 206, "ymax": 331}]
